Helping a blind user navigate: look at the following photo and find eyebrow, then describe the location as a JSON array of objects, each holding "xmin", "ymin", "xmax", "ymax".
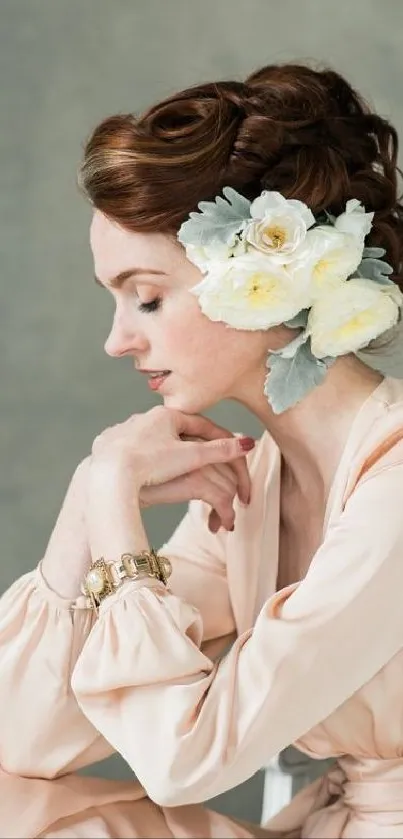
[{"xmin": 94, "ymin": 267, "xmax": 168, "ymax": 290}]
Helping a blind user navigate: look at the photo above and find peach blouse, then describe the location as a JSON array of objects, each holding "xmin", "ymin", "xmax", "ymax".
[{"xmin": 2, "ymin": 375, "xmax": 403, "ymax": 838}]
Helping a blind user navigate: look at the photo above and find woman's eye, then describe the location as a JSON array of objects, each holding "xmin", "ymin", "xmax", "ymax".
[{"xmin": 137, "ymin": 297, "xmax": 162, "ymax": 313}]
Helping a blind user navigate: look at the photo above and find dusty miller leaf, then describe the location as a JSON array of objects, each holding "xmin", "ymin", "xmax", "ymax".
[
  {"xmin": 178, "ymin": 187, "xmax": 251, "ymax": 248},
  {"xmin": 284, "ymin": 309, "xmax": 310, "ymax": 330},
  {"xmin": 264, "ymin": 339, "xmax": 334, "ymax": 414},
  {"xmin": 362, "ymin": 246, "xmax": 386, "ymax": 259},
  {"xmin": 355, "ymin": 255, "xmax": 394, "ymax": 287},
  {"xmin": 269, "ymin": 329, "xmax": 309, "ymax": 360}
]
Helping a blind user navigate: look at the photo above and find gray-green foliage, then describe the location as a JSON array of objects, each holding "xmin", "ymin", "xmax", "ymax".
[
  {"xmin": 285, "ymin": 309, "xmax": 310, "ymax": 330},
  {"xmin": 178, "ymin": 187, "xmax": 251, "ymax": 248},
  {"xmin": 265, "ymin": 339, "xmax": 334, "ymax": 414},
  {"xmin": 355, "ymin": 246, "xmax": 395, "ymax": 287}
]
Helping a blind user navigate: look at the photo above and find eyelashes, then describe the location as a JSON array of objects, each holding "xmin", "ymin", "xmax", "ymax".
[{"xmin": 137, "ymin": 297, "xmax": 162, "ymax": 313}]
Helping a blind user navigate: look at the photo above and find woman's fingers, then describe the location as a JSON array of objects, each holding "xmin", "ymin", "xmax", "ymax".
[
  {"xmin": 175, "ymin": 416, "xmax": 253, "ymax": 505},
  {"xmin": 202, "ymin": 465, "xmax": 237, "ymax": 531},
  {"xmin": 139, "ymin": 464, "xmax": 238, "ymax": 532},
  {"xmin": 138, "ymin": 474, "xmax": 194, "ymax": 508},
  {"xmin": 172, "ymin": 412, "xmax": 255, "ymax": 476},
  {"xmin": 208, "ymin": 508, "xmax": 221, "ymax": 534},
  {"xmin": 174, "ymin": 412, "xmax": 236, "ymax": 442},
  {"xmin": 177, "ymin": 435, "xmax": 255, "ymax": 476},
  {"xmin": 208, "ymin": 445, "xmax": 251, "ymax": 506},
  {"xmin": 227, "ymin": 436, "xmax": 253, "ymax": 505}
]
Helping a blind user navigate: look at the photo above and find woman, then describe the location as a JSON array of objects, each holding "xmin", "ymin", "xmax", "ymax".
[{"xmin": 2, "ymin": 62, "xmax": 403, "ymax": 838}]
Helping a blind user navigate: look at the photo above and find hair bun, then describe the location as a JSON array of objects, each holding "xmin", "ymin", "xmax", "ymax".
[{"xmin": 80, "ymin": 62, "xmax": 403, "ymax": 290}]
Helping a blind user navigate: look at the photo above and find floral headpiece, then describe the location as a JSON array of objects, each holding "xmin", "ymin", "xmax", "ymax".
[{"xmin": 177, "ymin": 188, "xmax": 402, "ymax": 413}]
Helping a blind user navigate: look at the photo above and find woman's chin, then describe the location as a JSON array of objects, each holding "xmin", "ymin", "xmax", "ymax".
[{"xmin": 162, "ymin": 392, "xmax": 212, "ymax": 415}]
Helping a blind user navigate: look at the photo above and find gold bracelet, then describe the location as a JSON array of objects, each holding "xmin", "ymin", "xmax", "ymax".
[{"xmin": 81, "ymin": 549, "xmax": 172, "ymax": 613}]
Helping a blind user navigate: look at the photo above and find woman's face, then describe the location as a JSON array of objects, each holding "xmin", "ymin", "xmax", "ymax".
[{"xmin": 90, "ymin": 211, "xmax": 280, "ymax": 415}]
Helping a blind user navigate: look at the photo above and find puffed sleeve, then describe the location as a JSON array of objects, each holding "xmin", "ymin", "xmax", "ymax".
[
  {"xmin": 72, "ymin": 460, "xmax": 403, "ymax": 806},
  {"xmin": 0, "ymin": 499, "xmax": 236, "ymax": 779},
  {"xmin": 159, "ymin": 496, "xmax": 236, "ymax": 653},
  {"xmin": 0, "ymin": 563, "xmax": 113, "ymax": 778}
]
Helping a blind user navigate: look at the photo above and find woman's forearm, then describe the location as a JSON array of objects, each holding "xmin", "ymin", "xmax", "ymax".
[
  {"xmin": 41, "ymin": 459, "xmax": 92, "ymax": 599},
  {"xmin": 86, "ymin": 462, "xmax": 150, "ymax": 564},
  {"xmin": 42, "ymin": 457, "xmax": 151, "ymax": 600}
]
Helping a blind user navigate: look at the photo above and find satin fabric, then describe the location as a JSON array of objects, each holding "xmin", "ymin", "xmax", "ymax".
[{"xmin": 2, "ymin": 376, "xmax": 403, "ymax": 838}]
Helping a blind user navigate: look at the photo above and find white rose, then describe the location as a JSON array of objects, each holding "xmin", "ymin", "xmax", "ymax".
[
  {"xmin": 184, "ymin": 241, "xmax": 232, "ymax": 273},
  {"xmin": 190, "ymin": 252, "xmax": 312, "ymax": 330},
  {"xmin": 308, "ymin": 277, "xmax": 402, "ymax": 358},
  {"xmin": 245, "ymin": 190, "xmax": 315, "ymax": 263},
  {"xmin": 334, "ymin": 199, "xmax": 374, "ymax": 243},
  {"xmin": 292, "ymin": 226, "xmax": 364, "ymax": 299}
]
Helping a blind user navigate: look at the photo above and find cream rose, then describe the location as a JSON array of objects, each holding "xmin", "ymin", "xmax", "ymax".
[
  {"xmin": 292, "ymin": 225, "xmax": 364, "ymax": 300},
  {"xmin": 184, "ymin": 235, "xmax": 249, "ymax": 274},
  {"xmin": 244, "ymin": 191, "xmax": 315, "ymax": 263},
  {"xmin": 184, "ymin": 242, "xmax": 233, "ymax": 273},
  {"xmin": 190, "ymin": 252, "xmax": 313, "ymax": 330},
  {"xmin": 308, "ymin": 277, "xmax": 402, "ymax": 358},
  {"xmin": 334, "ymin": 199, "xmax": 374, "ymax": 243}
]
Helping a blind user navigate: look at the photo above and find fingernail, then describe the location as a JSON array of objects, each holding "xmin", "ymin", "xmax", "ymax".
[
  {"xmin": 238, "ymin": 490, "xmax": 249, "ymax": 507},
  {"xmin": 239, "ymin": 437, "xmax": 255, "ymax": 452}
]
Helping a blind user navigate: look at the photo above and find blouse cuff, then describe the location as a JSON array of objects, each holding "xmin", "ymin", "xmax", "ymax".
[
  {"xmin": 35, "ymin": 562, "xmax": 169, "ymax": 615},
  {"xmin": 36, "ymin": 559, "xmax": 90, "ymax": 611},
  {"xmin": 97, "ymin": 575, "xmax": 167, "ymax": 617}
]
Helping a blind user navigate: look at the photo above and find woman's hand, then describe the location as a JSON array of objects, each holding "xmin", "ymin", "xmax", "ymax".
[
  {"xmin": 139, "ymin": 461, "xmax": 248, "ymax": 533},
  {"xmin": 91, "ymin": 406, "xmax": 255, "ymax": 492},
  {"xmin": 87, "ymin": 407, "xmax": 255, "ymax": 556}
]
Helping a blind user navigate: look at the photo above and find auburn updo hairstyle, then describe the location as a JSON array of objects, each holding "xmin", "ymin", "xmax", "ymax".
[{"xmin": 79, "ymin": 62, "xmax": 403, "ymax": 290}]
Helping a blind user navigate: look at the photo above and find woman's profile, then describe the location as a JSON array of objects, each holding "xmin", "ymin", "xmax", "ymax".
[{"xmin": 2, "ymin": 62, "xmax": 403, "ymax": 837}]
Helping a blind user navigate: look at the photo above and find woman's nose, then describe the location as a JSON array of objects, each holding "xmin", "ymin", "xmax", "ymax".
[{"xmin": 104, "ymin": 315, "xmax": 148, "ymax": 358}]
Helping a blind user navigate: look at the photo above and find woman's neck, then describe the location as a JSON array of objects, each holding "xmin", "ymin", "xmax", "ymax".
[{"xmin": 242, "ymin": 354, "xmax": 384, "ymax": 500}]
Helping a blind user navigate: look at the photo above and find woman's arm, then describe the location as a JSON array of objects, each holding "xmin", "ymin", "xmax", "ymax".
[
  {"xmin": 0, "ymin": 407, "xmax": 249, "ymax": 778},
  {"xmin": 0, "ymin": 451, "xmax": 239, "ymax": 778},
  {"xmin": 72, "ymin": 459, "xmax": 403, "ymax": 805},
  {"xmin": 0, "ymin": 459, "xmax": 113, "ymax": 778}
]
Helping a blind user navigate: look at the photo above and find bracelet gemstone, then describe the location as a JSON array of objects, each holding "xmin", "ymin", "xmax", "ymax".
[{"xmin": 85, "ymin": 567, "xmax": 106, "ymax": 595}]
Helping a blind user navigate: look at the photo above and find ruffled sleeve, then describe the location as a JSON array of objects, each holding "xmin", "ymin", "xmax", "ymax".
[
  {"xmin": 0, "ymin": 495, "xmax": 237, "ymax": 779},
  {"xmin": 72, "ymin": 460, "xmax": 403, "ymax": 806},
  {"xmin": 0, "ymin": 563, "xmax": 112, "ymax": 778},
  {"xmin": 158, "ymin": 496, "xmax": 236, "ymax": 650}
]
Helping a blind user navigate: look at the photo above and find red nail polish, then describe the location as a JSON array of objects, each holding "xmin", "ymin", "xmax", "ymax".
[{"xmin": 239, "ymin": 437, "xmax": 255, "ymax": 452}]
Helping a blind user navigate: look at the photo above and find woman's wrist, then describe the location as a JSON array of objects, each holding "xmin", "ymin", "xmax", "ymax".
[
  {"xmin": 86, "ymin": 460, "xmax": 149, "ymax": 562},
  {"xmin": 87, "ymin": 506, "xmax": 150, "ymax": 562}
]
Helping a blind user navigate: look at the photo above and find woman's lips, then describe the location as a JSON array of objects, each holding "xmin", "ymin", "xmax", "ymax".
[{"xmin": 147, "ymin": 372, "xmax": 171, "ymax": 391}]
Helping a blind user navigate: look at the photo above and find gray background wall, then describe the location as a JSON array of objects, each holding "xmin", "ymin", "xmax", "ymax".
[{"xmin": 2, "ymin": 0, "xmax": 403, "ymax": 824}]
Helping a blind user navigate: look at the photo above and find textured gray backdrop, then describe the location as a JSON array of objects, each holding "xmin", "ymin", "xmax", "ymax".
[{"xmin": 2, "ymin": 0, "xmax": 403, "ymax": 824}]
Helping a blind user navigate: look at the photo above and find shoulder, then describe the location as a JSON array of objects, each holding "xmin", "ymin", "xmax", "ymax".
[{"xmin": 344, "ymin": 375, "xmax": 403, "ymax": 502}]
